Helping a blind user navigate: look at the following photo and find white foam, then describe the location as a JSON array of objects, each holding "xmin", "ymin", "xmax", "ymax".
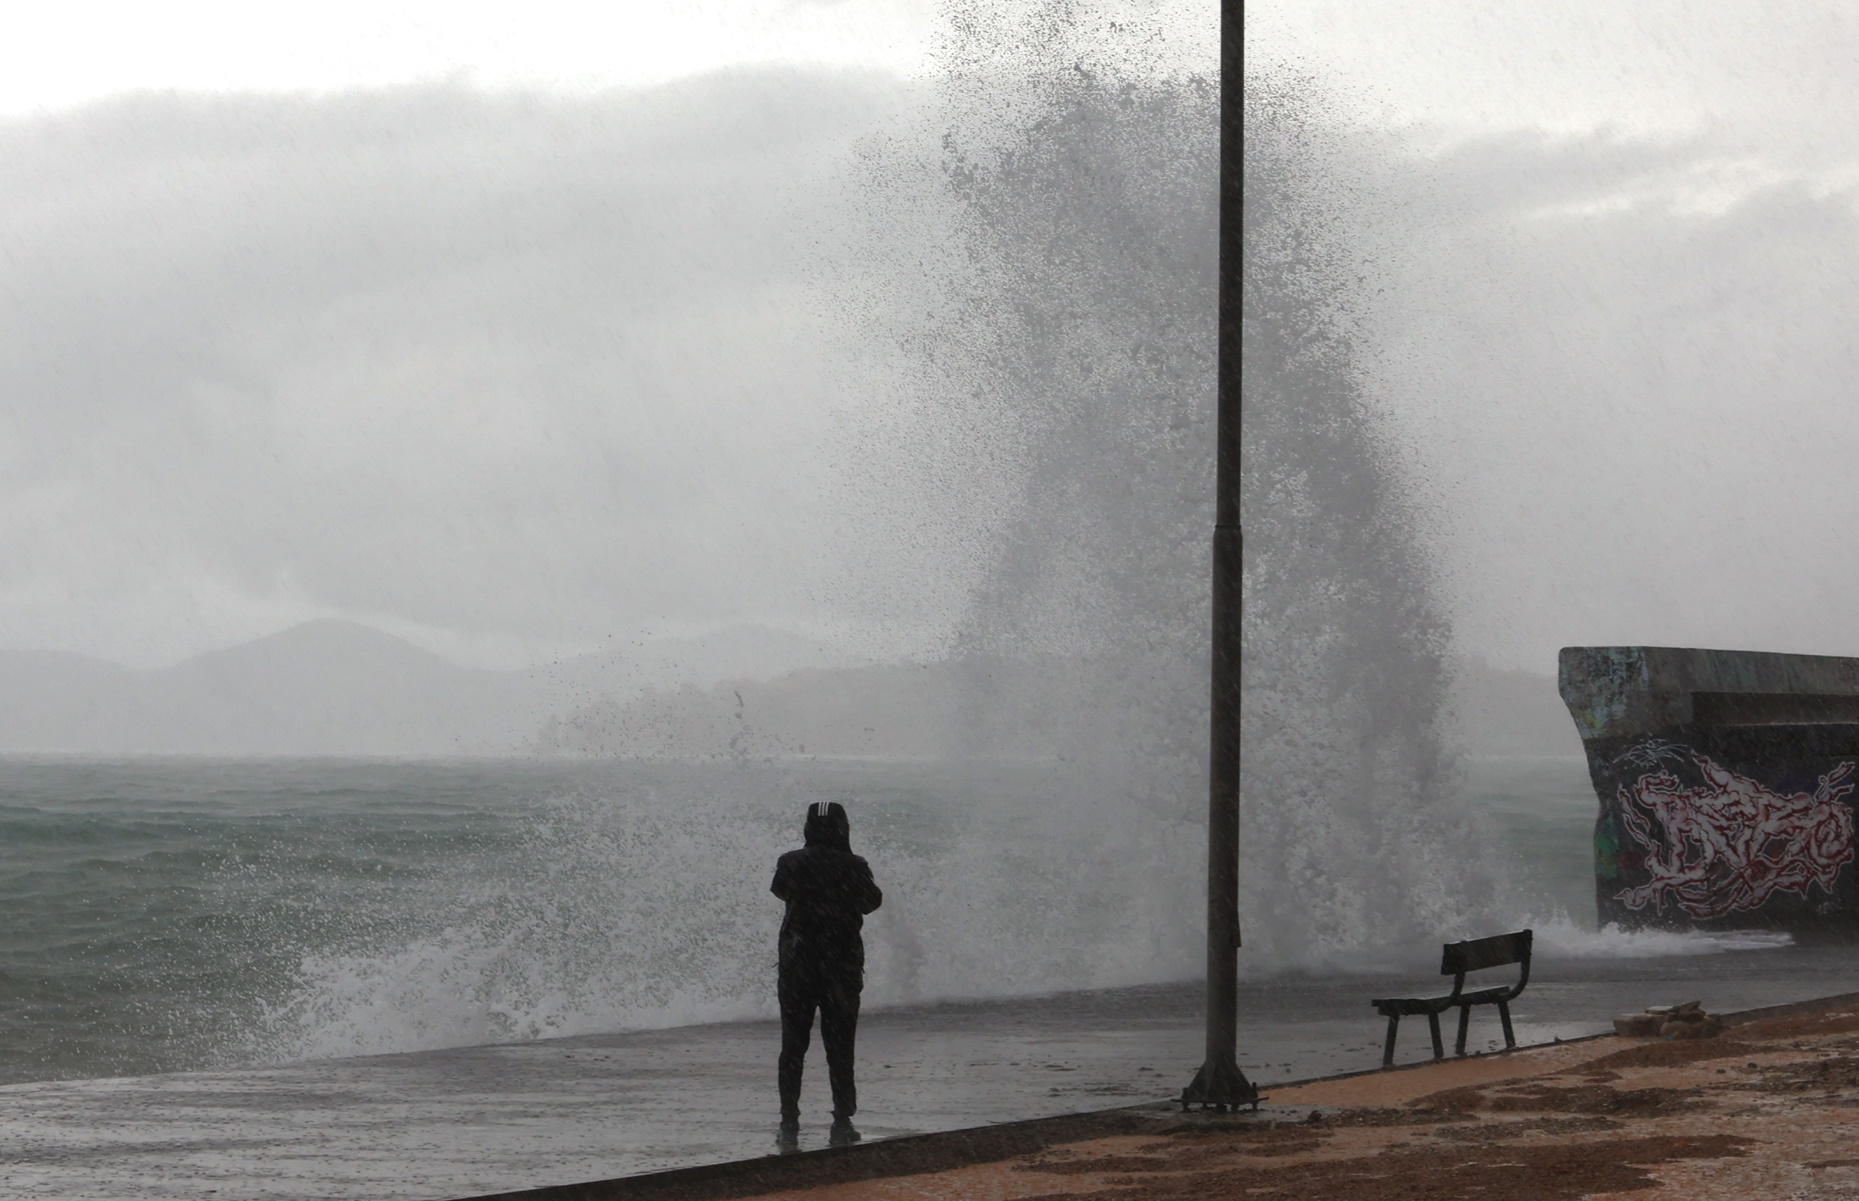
[
  {"xmin": 239, "ymin": 762, "xmax": 1207, "ymax": 1065},
  {"xmin": 1530, "ymin": 915, "xmax": 1793, "ymax": 958}
]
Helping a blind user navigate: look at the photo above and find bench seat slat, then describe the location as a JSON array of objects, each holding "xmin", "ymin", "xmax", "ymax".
[
  {"xmin": 1372, "ymin": 986, "xmax": 1512, "ymax": 1016},
  {"xmin": 1372, "ymin": 997, "xmax": 1450, "ymax": 1017}
]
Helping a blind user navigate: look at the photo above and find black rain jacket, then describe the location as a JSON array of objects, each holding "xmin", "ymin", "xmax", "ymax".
[{"xmin": 772, "ymin": 805, "xmax": 882, "ymax": 975}]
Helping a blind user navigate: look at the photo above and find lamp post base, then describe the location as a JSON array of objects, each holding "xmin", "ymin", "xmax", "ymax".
[{"xmin": 1181, "ymin": 1057, "xmax": 1260, "ymax": 1112}]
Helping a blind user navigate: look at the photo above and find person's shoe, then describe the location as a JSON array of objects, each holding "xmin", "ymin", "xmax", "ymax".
[
  {"xmin": 829, "ymin": 1116, "xmax": 861, "ymax": 1146},
  {"xmin": 776, "ymin": 1116, "xmax": 800, "ymax": 1152}
]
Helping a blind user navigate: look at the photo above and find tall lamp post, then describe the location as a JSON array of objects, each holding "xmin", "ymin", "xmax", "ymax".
[{"xmin": 1181, "ymin": 0, "xmax": 1257, "ymax": 1113}]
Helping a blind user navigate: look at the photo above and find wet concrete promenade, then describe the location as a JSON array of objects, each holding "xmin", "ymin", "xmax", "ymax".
[{"xmin": 3, "ymin": 945, "xmax": 1857, "ymax": 1200}]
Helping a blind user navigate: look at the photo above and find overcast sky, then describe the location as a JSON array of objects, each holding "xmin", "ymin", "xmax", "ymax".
[
  {"xmin": 0, "ymin": 3, "xmax": 1013, "ymax": 670},
  {"xmin": 0, "ymin": 0, "xmax": 1228, "ymax": 671},
  {"xmin": 1253, "ymin": 1, "xmax": 1859, "ymax": 672},
  {"xmin": 0, "ymin": 1, "xmax": 938, "ymax": 115},
  {"xmin": 8, "ymin": 1, "xmax": 1859, "ymax": 676}
]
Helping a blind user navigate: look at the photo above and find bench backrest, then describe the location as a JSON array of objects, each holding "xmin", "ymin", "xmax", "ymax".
[
  {"xmin": 1440, "ymin": 929, "xmax": 1532, "ymax": 976},
  {"xmin": 1436, "ymin": 929, "xmax": 1533, "ymax": 1003}
]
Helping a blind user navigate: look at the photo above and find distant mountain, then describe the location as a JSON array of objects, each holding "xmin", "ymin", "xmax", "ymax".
[
  {"xmin": 527, "ymin": 625, "xmax": 868, "ymax": 716},
  {"xmin": 5, "ymin": 622, "xmax": 1578, "ymax": 761},
  {"xmin": 0, "ymin": 620, "xmax": 864, "ymax": 756},
  {"xmin": 0, "ymin": 621, "xmax": 529, "ymax": 755},
  {"xmin": 0, "ymin": 650, "xmax": 146, "ymax": 751},
  {"xmin": 540, "ymin": 661, "xmax": 971, "ymax": 759},
  {"xmin": 540, "ymin": 652, "xmax": 1595, "ymax": 764},
  {"xmin": 159, "ymin": 620, "xmax": 537, "ymax": 754},
  {"xmin": 1445, "ymin": 659, "xmax": 1583, "ymax": 758},
  {"xmin": 538, "ymin": 654, "xmax": 1144, "ymax": 761}
]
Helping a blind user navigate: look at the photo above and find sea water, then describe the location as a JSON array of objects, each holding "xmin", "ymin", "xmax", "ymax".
[
  {"xmin": 0, "ymin": 750, "xmax": 1785, "ymax": 1088},
  {"xmin": 0, "ymin": 754, "xmax": 1193, "ymax": 1085}
]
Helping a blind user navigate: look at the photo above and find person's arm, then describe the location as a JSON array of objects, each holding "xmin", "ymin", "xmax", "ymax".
[
  {"xmin": 772, "ymin": 856, "xmax": 792, "ymax": 901},
  {"xmin": 856, "ymin": 859, "xmax": 882, "ymax": 915}
]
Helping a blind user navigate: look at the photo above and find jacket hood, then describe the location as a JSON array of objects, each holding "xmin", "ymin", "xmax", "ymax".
[{"xmin": 803, "ymin": 801, "xmax": 851, "ymax": 850}]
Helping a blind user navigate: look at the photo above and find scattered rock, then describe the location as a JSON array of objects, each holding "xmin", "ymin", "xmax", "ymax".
[
  {"xmin": 1615, "ymin": 1014, "xmax": 1663, "ymax": 1037},
  {"xmin": 1614, "ymin": 1001, "xmax": 1722, "ymax": 1039},
  {"xmin": 1664, "ymin": 1014, "xmax": 1724, "ymax": 1039},
  {"xmin": 1662, "ymin": 1003, "xmax": 1724, "ymax": 1040}
]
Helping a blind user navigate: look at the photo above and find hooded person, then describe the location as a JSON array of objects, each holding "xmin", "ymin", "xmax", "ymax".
[{"xmin": 771, "ymin": 800, "xmax": 883, "ymax": 1147}]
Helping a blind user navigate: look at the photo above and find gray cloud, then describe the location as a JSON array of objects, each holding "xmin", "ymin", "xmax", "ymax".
[
  {"xmin": 21, "ymin": 48, "xmax": 1849, "ymax": 687},
  {"xmin": 1345, "ymin": 124, "xmax": 1859, "ymax": 671},
  {"xmin": 0, "ymin": 70, "xmax": 1003, "ymax": 666}
]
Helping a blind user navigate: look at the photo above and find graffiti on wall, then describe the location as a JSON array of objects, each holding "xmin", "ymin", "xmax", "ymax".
[{"xmin": 1614, "ymin": 748, "xmax": 1856, "ymax": 920}]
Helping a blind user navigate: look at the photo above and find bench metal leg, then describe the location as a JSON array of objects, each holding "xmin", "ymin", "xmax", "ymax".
[
  {"xmin": 1498, "ymin": 999, "xmax": 1517, "ymax": 1049},
  {"xmin": 1426, "ymin": 1012, "xmax": 1444, "ymax": 1060},
  {"xmin": 1382, "ymin": 1016, "xmax": 1400, "ymax": 1067},
  {"xmin": 1455, "ymin": 1004, "xmax": 1472, "ymax": 1056}
]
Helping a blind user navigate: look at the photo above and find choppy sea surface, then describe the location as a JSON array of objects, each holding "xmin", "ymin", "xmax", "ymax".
[{"xmin": 0, "ymin": 753, "xmax": 1788, "ymax": 1086}]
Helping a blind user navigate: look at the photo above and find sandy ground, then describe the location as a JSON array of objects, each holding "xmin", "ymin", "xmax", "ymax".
[{"xmin": 737, "ymin": 1001, "xmax": 1859, "ymax": 1200}]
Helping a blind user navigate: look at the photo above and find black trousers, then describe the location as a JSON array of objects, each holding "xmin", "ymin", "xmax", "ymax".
[{"xmin": 778, "ymin": 964, "xmax": 861, "ymax": 1119}]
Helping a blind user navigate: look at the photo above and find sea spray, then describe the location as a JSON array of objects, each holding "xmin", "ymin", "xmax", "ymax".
[
  {"xmin": 257, "ymin": 33, "xmax": 1531, "ymax": 1069},
  {"xmin": 242, "ymin": 761, "xmax": 1208, "ymax": 1064},
  {"xmin": 1238, "ymin": 76, "xmax": 1497, "ymax": 958},
  {"xmin": 916, "ymin": 9, "xmax": 1499, "ymax": 962},
  {"xmin": 245, "ymin": 769, "xmax": 790, "ymax": 1061}
]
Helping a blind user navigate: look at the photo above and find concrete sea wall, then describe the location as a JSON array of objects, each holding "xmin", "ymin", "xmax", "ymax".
[{"xmin": 1561, "ymin": 646, "xmax": 1859, "ymax": 933}]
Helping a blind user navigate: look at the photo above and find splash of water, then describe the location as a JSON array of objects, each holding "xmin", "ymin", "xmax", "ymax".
[
  {"xmin": 241, "ymin": 763, "xmax": 1206, "ymax": 1063},
  {"xmin": 1531, "ymin": 917, "xmax": 1793, "ymax": 960},
  {"xmin": 1239, "ymin": 77, "xmax": 1498, "ymax": 959},
  {"xmin": 918, "ymin": 15, "xmax": 1498, "ymax": 963},
  {"xmin": 242, "ymin": 26, "xmax": 1587, "ymax": 1066}
]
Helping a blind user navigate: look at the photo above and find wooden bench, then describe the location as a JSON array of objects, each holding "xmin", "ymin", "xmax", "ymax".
[{"xmin": 1370, "ymin": 929, "xmax": 1532, "ymax": 1067}]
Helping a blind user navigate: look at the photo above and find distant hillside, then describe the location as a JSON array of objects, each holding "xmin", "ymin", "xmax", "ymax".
[
  {"xmin": 540, "ymin": 662, "xmax": 959, "ymax": 759},
  {"xmin": 525, "ymin": 626, "xmax": 868, "ymax": 717},
  {"xmin": 539, "ymin": 653, "xmax": 1179, "ymax": 761},
  {"xmin": 0, "ymin": 621, "xmax": 529, "ymax": 755},
  {"xmin": 1445, "ymin": 659, "xmax": 1583, "ymax": 758},
  {"xmin": 0, "ymin": 650, "xmax": 146, "ymax": 751},
  {"xmin": 0, "ymin": 620, "xmax": 861, "ymax": 756},
  {"xmin": 0, "ymin": 622, "xmax": 1586, "ymax": 760},
  {"xmin": 542, "ymin": 654, "xmax": 1593, "ymax": 763}
]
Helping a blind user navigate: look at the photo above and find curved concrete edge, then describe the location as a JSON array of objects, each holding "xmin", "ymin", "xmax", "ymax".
[
  {"xmin": 453, "ymin": 988, "xmax": 1859, "ymax": 1201},
  {"xmin": 456, "ymin": 1104, "xmax": 1191, "ymax": 1201},
  {"xmin": 1717, "ymin": 988, "xmax": 1859, "ymax": 1027}
]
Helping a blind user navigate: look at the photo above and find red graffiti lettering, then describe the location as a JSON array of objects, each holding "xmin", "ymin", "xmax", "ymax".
[{"xmin": 1616, "ymin": 752, "xmax": 1855, "ymax": 920}]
